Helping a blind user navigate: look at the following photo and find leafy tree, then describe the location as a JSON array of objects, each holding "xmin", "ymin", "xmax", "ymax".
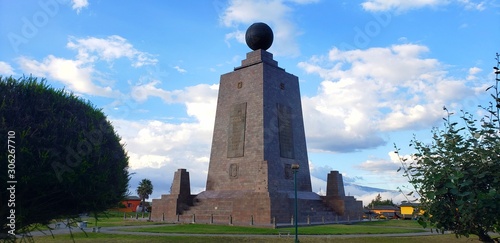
[
  {"xmin": 136, "ymin": 179, "xmax": 153, "ymax": 213},
  {"xmin": 397, "ymin": 54, "xmax": 500, "ymax": 242},
  {"xmin": 367, "ymin": 193, "xmax": 394, "ymax": 208},
  {"xmin": 0, "ymin": 76, "xmax": 129, "ymax": 239}
]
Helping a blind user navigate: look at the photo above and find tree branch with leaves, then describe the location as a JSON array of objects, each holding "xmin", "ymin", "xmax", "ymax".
[{"xmin": 395, "ymin": 53, "xmax": 500, "ymax": 242}]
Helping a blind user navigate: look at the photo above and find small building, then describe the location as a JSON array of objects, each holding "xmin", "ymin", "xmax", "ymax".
[
  {"xmin": 400, "ymin": 202, "xmax": 422, "ymax": 219},
  {"xmin": 118, "ymin": 196, "xmax": 142, "ymax": 212},
  {"xmin": 368, "ymin": 205, "xmax": 399, "ymax": 219}
]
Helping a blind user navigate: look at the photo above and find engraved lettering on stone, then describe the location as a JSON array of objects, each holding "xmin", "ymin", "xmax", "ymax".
[
  {"xmin": 229, "ymin": 163, "xmax": 238, "ymax": 178},
  {"xmin": 238, "ymin": 82, "xmax": 243, "ymax": 89},
  {"xmin": 278, "ymin": 104, "xmax": 294, "ymax": 159},
  {"xmin": 227, "ymin": 102, "xmax": 247, "ymax": 157}
]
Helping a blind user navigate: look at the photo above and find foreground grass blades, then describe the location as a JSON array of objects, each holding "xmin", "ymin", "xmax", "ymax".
[
  {"xmin": 121, "ymin": 223, "xmax": 426, "ymax": 235},
  {"xmin": 31, "ymin": 232, "xmax": 486, "ymax": 243},
  {"xmin": 29, "ymin": 214, "xmax": 497, "ymax": 242}
]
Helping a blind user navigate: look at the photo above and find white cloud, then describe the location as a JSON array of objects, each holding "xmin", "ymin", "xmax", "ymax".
[
  {"xmin": 220, "ymin": 0, "xmax": 314, "ymax": 56},
  {"xmin": 356, "ymin": 151, "xmax": 408, "ymax": 176},
  {"xmin": 121, "ymin": 82, "xmax": 219, "ymax": 171},
  {"xmin": 67, "ymin": 35, "xmax": 158, "ymax": 67},
  {"xmin": 130, "ymin": 82, "xmax": 218, "ymax": 127},
  {"xmin": 221, "ymin": 0, "xmax": 290, "ymax": 27},
  {"xmin": 17, "ymin": 35, "xmax": 157, "ymax": 97},
  {"xmin": 467, "ymin": 66, "xmax": 482, "ymax": 80},
  {"xmin": 299, "ymin": 44, "xmax": 485, "ymax": 152},
  {"xmin": 173, "ymin": 65, "xmax": 187, "ymax": 73},
  {"xmin": 357, "ymin": 158, "xmax": 399, "ymax": 173},
  {"xmin": 0, "ymin": 61, "xmax": 15, "ymax": 76},
  {"xmin": 112, "ymin": 118, "xmax": 213, "ymax": 173},
  {"xmin": 458, "ymin": 0, "xmax": 486, "ymax": 10},
  {"xmin": 290, "ymin": 0, "xmax": 320, "ymax": 4},
  {"xmin": 17, "ymin": 55, "xmax": 115, "ymax": 97},
  {"xmin": 311, "ymin": 175, "xmax": 328, "ymax": 195},
  {"xmin": 224, "ymin": 30, "xmax": 245, "ymax": 47},
  {"xmin": 71, "ymin": 0, "xmax": 89, "ymax": 13},
  {"xmin": 131, "ymin": 80, "xmax": 174, "ymax": 103},
  {"xmin": 361, "ymin": 0, "xmax": 486, "ymax": 12},
  {"xmin": 176, "ymin": 84, "xmax": 219, "ymax": 127},
  {"xmin": 361, "ymin": 0, "xmax": 447, "ymax": 12},
  {"xmin": 110, "ymin": 81, "xmax": 218, "ymax": 195}
]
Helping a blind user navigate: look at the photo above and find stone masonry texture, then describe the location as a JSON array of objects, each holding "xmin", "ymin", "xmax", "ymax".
[{"xmin": 151, "ymin": 50, "xmax": 364, "ymax": 226}]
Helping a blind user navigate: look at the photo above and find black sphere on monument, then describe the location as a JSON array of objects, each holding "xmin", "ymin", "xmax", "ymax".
[{"xmin": 245, "ymin": 22, "xmax": 274, "ymax": 51}]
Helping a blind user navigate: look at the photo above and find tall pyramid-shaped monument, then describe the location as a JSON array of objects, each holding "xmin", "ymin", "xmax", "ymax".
[
  {"xmin": 152, "ymin": 23, "xmax": 363, "ymax": 226},
  {"xmin": 205, "ymin": 25, "xmax": 312, "ymax": 194}
]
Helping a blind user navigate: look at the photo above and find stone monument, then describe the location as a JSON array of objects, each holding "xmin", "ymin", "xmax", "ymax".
[{"xmin": 151, "ymin": 22, "xmax": 363, "ymax": 226}]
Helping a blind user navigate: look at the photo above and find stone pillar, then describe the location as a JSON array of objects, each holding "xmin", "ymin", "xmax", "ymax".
[
  {"xmin": 171, "ymin": 169, "xmax": 191, "ymax": 196},
  {"xmin": 323, "ymin": 171, "xmax": 346, "ymax": 215},
  {"xmin": 151, "ymin": 169, "xmax": 193, "ymax": 221},
  {"xmin": 323, "ymin": 170, "xmax": 363, "ymax": 217},
  {"xmin": 326, "ymin": 171, "xmax": 345, "ymax": 197}
]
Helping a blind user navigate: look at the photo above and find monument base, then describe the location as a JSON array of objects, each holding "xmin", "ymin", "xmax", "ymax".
[{"xmin": 151, "ymin": 169, "xmax": 364, "ymax": 226}]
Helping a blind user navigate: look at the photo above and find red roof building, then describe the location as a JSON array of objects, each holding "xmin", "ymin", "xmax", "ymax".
[{"xmin": 118, "ymin": 196, "xmax": 142, "ymax": 212}]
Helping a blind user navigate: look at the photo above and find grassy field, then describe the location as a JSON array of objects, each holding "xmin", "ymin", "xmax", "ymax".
[
  {"xmin": 63, "ymin": 211, "xmax": 161, "ymax": 227},
  {"xmin": 357, "ymin": 219, "xmax": 422, "ymax": 227},
  {"xmin": 30, "ymin": 232, "xmax": 483, "ymax": 243},
  {"xmin": 121, "ymin": 222, "xmax": 426, "ymax": 235},
  {"xmin": 27, "ymin": 213, "xmax": 489, "ymax": 242}
]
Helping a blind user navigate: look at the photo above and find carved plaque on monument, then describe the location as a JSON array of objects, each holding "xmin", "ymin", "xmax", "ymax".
[
  {"xmin": 229, "ymin": 163, "xmax": 239, "ymax": 178},
  {"xmin": 284, "ymin": 163, "xmax": 292, "ymax": 179},
  {"xmin": 227, "ymin": 102, "xmax": 247, "ymax": 157},
  {"xmin": 278, "ymin": 103, "xmax": 295, "ymax": 159}
]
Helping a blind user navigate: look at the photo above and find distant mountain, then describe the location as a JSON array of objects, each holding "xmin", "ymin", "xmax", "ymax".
[
  {"xmin": 315, "ymin": 182, "xmax": 397, "ymax": 196},
  {"xmin": 343, "ymin": 183, "xmax": 403, "ymax": 206},
  {"xmin": 344, "ymin": 182, "xmax": 397, "ymax": 194}
]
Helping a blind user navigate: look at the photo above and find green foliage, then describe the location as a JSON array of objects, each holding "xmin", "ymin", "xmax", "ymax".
[
  {"xmin": 136, "ymin": 179, "xmax": 153, "ymax": 212},
  {"xmin": 396, "ymin": 54, "xmax": 500, "ymax": 242},
  {"xmin": 0, "ymin": 76, "xmax": 130, "ymax": 237},
  {"xmin": 367, "ymin": 193, "xmax": 394, "ymax": 208}
]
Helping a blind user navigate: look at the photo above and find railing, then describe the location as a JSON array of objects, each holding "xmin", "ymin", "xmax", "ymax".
[{"xmin": 150, "ymin": 213, "xmax": 364, "ymax": 228}]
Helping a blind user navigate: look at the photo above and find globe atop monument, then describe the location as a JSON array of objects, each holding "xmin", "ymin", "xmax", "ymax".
[{"xmin": 245, "ymin": 22, "xmax": 273, "ymax": 51}]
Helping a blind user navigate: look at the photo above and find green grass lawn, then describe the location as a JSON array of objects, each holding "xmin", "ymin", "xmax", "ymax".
[
  {"xmin": 68, "ymin": 211, "xmax": 162, "ymax": 227},
  {"xmin": 121, "ymin": 223, "xmax": 279, "ymax": 234},
  {"xmin": 30, "ymin": 232, "xmax": 483, "ymax": 243},
  {"xmin": 356, "ymin": 219, "xmax": 422, "ymax": 227},
  {"xmin": 281, "ymin": 223, "xmax": 427, "ymax": 235},
  {"xmin": 29, "ymin": 214, "xmax": 489, "ymax": 243},
  {"xmin": 122, "ymin": 222, "xmax": 427, "ymax": 235}
]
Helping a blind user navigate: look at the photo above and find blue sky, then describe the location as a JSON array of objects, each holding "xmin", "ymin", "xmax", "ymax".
[{"xmin": 1, "ymin": 0, "xmax": 499, "ymax": 205}]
